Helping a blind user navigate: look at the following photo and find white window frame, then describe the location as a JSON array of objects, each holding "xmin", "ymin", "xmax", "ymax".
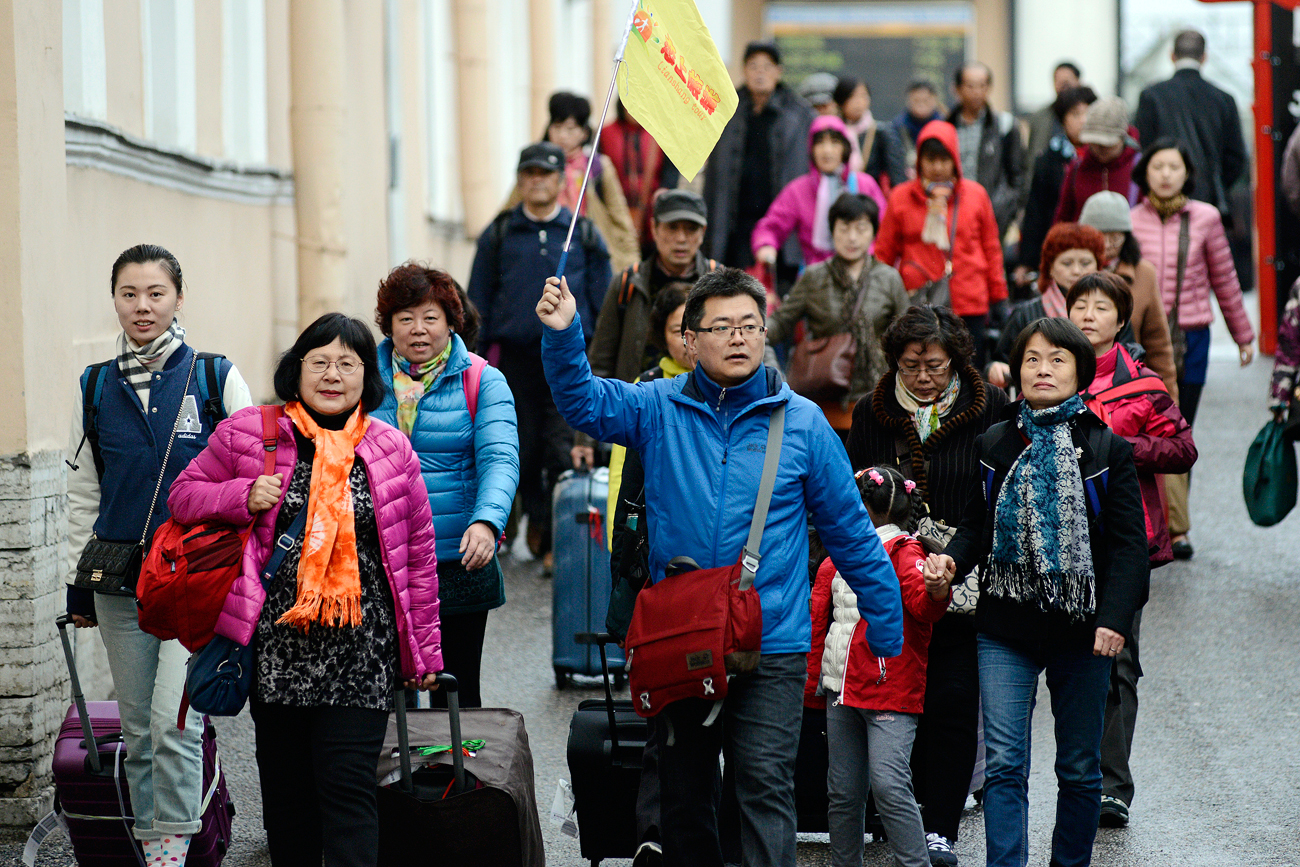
[
  {"xmin": 64, "ymin": 0, "xmax": 108, "ymax": 120},
  {"xmin": 141, "ymin": 0, "xmax": 198, "ymax": 153},
  {"xmin": 222, "ymin": 0, "xmax": 268, "ymax": 165}
]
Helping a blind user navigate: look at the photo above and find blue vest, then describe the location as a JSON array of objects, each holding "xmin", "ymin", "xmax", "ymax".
[{"xmin": 82, "ymin": 345, "xmax": 230, "ymax": 545}]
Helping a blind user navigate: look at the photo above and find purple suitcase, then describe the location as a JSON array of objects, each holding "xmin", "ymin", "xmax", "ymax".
[{"xmin": 50, "ymin": 615, "xmax": 235, "ymax": 867}]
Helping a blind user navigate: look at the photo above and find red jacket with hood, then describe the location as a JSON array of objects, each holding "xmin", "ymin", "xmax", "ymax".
[{"xmin": 873, "ymin": 121, "xmax": 1007, "ymax": 317}]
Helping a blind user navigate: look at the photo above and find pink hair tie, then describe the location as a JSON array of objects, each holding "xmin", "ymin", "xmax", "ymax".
[
  {"xmin": 867, "ymin": 469, "xmax": 885, "ymax": 485},
  {"xmin": 904, "ymin": 480, "xmax": 916, "ymax": 493}
]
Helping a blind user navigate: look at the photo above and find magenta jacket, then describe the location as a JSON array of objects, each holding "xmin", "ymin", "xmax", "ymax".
[
  {"xmin": 1129, "ymin": 197, "xmax": 1255, "ymax": 345},
  {"xmin": 751, "ymin": 114, "xmax": 888, "ymax": 266},
  {"xmin": 167, "ymin": 406, "xmax": 443, "ymax": 679}
]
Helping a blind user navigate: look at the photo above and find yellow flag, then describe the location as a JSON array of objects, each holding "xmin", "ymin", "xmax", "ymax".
[{"xmin": 616, "ymin": 0, "xmax": 738, "ymax": 182}]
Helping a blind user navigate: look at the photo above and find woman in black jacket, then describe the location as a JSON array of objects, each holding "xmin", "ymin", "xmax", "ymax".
[
  {"xmin": 926, "ymin": 317, "xmax": 1148, "ymax": 867},
  {"xmin": 845, "ymin": 305, "xmax": 1006, "ymax": 865}
]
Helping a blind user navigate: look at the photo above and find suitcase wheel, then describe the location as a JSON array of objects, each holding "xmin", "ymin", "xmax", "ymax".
[{"xmin": 554, "ymin": 666, "xmax": 568, "ymax": 690}]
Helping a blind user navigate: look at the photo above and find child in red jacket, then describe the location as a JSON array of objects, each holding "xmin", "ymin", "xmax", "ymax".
[{"xmin": 809, "ymin": 465, "xmax": 952, "ymax": 867}]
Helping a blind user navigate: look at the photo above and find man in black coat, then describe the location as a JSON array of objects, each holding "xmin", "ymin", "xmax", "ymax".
[
  {"xmin": 946, "ymin": 61, "xmax": 1025, "ymax": 238},
  {"xmin": 703, "ymin": 41, "xmax": 814, "ymax": 279},
  {"xmin": 1134, "ymin": 29, "xmax": 1248, "ymax": 218}
]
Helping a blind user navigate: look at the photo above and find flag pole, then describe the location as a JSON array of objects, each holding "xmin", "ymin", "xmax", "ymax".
[{"xmin": 555, "ymin": 0, "xmax": 642, "ymax": 280}]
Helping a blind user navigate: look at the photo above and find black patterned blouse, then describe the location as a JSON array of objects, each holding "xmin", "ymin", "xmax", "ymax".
[{"xmin": 254, "ymin": 431, "xmax": 398, "ymax": 711}]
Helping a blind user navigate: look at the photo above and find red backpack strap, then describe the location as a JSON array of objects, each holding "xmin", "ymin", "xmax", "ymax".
[
  {"xmin": 1094, "ymin": 375, "xmax": 1168, "ymax": 405},
  {"xmin": 463, "ymin": 353, "xmax": 488, "ymax": 422},
  {"xmin": 260, "ymin": 405, "xmax": 283, "ymax": 475}
]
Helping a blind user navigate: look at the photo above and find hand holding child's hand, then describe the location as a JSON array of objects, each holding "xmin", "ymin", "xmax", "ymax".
[{"xmin": 924, "ymin": 561, "xmax": 953, "ymax": 600}]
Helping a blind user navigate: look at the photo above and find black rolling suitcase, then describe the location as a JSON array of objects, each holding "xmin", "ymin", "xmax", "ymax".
[
  {"xmin": 565, "ymin": 633, "xmax": 649, "ymax": 866},
  {"xmin": 376, "ymin": 674, "xmax": 545, "ymax": 867}
]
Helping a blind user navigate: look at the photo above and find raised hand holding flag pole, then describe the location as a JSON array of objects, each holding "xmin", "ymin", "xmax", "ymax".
[{"xmin": 553, "ymin": 0, "xmax": 736, "ymax": 281}]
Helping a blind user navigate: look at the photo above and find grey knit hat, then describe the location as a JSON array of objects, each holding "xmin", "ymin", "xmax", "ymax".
[{"xmin": 1078, "ymin": 191, "xmax": 1133, "ymax": 233}]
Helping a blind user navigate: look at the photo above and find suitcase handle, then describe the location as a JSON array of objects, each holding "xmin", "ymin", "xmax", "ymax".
[
  {"xmin": 393, "ymin": 673, "xmax": 466, "ymax": 797},
  {"xmin": 574, "ymin": 633, "xmax": 621, "ymax": 751},
  {"xmin": 56, "ymin": 614, "xmax": 102, "ymax": 775}
]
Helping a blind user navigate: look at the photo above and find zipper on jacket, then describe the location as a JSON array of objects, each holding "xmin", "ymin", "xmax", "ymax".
[{"xmin": 716, "ymin": 386, "xmax": 727, "ymax": 411}]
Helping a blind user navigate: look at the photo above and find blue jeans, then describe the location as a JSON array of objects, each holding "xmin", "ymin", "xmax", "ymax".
[
  {"xmin": 96, "ymin": 593, "xmax": 205, "ymax": 839},
  {"xmin": 656, "ymin": 653, "xmax": 805, "ymax": 867},
  {"xmin": 977, "ymin": 635, "xmax": 1111, "ymax": 867}
]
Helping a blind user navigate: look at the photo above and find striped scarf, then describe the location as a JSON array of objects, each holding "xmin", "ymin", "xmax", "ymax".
[
  {"xmin": 392, "ymin": 343, "xmax": 452, "ymax": 436},
  {"xmin": 117, "ymin": 321, "xmax": 186, "ymax": 397},
  {"xmin": 986, "ymin": 395, "xmax": 1096, "ymax": 620}
]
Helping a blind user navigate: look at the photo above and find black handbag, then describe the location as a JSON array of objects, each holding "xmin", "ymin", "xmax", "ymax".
[
  {"xmin": 73, "ymin": 354, "xmax": 197, "ymax": 597},
  {"xmin": 1167, "ymin": 213, "xmax": 1191, "ymax": 382}
]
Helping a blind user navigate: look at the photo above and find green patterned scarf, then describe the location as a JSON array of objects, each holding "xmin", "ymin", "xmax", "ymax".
[{"xmin": 392, "ymin": 342, "xmax": 452, "ymax": 436}]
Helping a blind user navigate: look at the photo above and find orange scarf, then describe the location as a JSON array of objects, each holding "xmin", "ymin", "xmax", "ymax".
[{"xmin": 279, "ymin": 401, "xmax": 371, "ymax": 630}]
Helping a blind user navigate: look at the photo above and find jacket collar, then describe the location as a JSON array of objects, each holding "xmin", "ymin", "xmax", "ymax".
[
  {"xmin": 677, "ymin": 364, "xmax": 786, "ymax": 414},
  {"xmin": 509, "ymin": 203, "xmax": 572, "ymax": 230},
  {"xmin": 988, "ymin": 399, "xmax": 1105, "ymax": 467},
  {"xmin": 376, "ymin": 334, "xmax": 471, "ymax": 384}
]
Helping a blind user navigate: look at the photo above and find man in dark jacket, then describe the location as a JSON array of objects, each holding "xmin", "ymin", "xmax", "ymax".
[
  {"xmin": 467, "ymin": 141, "xmax": 612, "ymax": 569},
  {"xmin": 1134, "ymin": 29, "xmax": 1247, "ymax": 218},
  {"xmin": 892, "ymin": 79, "xmax": 944, "ymax": 175},
  {"xmin": 703, "ymin": 41, "xmax": 815, "ymax": 276},
  {"xmin": 947, "ymin": 61, "xmax": 1025, "ymax": 237},
  {"xmin": 537, "ymin": 267, "xmax": 902, "ymax": 867}
]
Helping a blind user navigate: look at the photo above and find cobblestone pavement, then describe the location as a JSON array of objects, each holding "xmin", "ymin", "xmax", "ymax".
[{"xmin": 10, "ymin": 310, "xmax": 1300, "ymax": 867}]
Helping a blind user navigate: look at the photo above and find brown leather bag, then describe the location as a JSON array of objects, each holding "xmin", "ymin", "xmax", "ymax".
[{"xmin": 785, "ymin": 281, "xmax": 870, "ymax": 402}]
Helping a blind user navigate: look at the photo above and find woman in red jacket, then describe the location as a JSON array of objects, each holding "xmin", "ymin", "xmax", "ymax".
[
  {"xmin": 1067, "ymin": 272, "xmax": 1196, "ymax": 830},
  {"xmin": 810, "ymin": 465, "xmax": 952, "ymax": 867},
  {"xmin": 874, "ymin": 120, "xmax": 1007, "ymax": 368}
]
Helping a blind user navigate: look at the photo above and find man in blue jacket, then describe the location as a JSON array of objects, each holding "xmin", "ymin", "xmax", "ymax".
[
  {"xmin": 536, "ymin": 268, "xmax": 902, "ymax": 866},
  {"xmin": 468, "ymin": 141, "xmax": 611, "ymax": 570}
]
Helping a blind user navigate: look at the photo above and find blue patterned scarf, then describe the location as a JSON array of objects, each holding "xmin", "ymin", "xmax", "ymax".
[{"xmin": 986, "ymin": 395, "xmax": 1096, "ymax": 620}]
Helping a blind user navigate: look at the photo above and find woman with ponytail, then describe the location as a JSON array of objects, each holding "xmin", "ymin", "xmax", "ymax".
[
  {"xmin": 808, "ymin": 464, "xmax": 951, "ymax": 867},
  {"xmin": 168, "ymin": 314, "xmax": 442, "ymax": 867},
  {"xmin": 66, "ymin": 244, "xmax": 254, "ymax": 866}
]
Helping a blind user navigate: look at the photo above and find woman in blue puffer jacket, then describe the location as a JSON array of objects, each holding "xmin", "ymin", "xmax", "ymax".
[{"xmin": 374, "ymin": 263, "xmax": 519, "ymax": 708}]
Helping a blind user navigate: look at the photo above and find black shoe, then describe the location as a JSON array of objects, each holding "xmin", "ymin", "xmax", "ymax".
[
  {"xmin": 1099, "ymin": 795, "xmax": 1129, "ymax": 827},
  {"xmin": 1171, "ymin": 537, "xmax": 1194, "ymax": 560}
]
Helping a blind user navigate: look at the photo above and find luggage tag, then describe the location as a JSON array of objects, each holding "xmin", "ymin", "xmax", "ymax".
[{"xmin": 549, "ymin": 779, "xmax": 579, "ymax": 838}]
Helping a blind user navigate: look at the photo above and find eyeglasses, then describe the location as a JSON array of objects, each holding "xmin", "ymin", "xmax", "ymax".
[
  {"xmin": 898, "ymin": 360, "xmax": 952, "ymax": 378},
  {"xmin": 694, "ymin": 324, "xmax": 766, "ymax": 339},
  {"xmin": 303, "ymin": 357, "xmax": 364, "ymax": 375}
]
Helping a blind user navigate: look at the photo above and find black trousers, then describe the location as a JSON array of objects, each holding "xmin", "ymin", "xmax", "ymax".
[
  {"xmin": 428, "ymin": 610, "xmax": 490, "ymax": 709},
  {"xmin": 250, "ymin": 701, "xmax": 390, "ymax": 867},
  {"xmin": 495, "ymin": 342, "xmax": 573, "ymax": 553},
  {"xmin": 911, "ymin": 612, "xmax": 981, "ymax": 842}
]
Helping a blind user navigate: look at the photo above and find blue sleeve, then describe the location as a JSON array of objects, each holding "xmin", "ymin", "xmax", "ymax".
[
  {"xmin": 540, "ymin": 316, "xmax": 656, "ymax": 450},
  {"xmin": 469, "ymin": 369, "xmax": 520, "ymax": 535},
  {"xmin": 803, "ymin": 417, "xmax": 904, "ymax": 658},
  {"xmin": 467, "ymin": 230, "xmax": 496, "ymax": 344}
]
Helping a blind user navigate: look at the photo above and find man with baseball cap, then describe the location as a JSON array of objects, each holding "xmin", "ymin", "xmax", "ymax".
[
  {"xmin": 1053, "ymin": 96, "xmax": 1141, "ymax": 224},
  {"xmin": 468, "ymin": 140, "xmax": 612, "ymax": 572}
]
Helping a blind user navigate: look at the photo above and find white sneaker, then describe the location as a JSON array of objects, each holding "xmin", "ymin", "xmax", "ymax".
[
  {"xmin": 632, "ymin": 840, "xmax": 662, "ymax": 867},
  {"xmin": 926, "ymin": 832, "xmax": 958, "ymax": 866}
]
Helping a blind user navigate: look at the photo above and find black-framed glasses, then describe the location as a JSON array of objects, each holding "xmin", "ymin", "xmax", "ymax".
[
  {"xmin": 898, "ymin": 360, "xmax": 951, "ymax": 378},
  {"xmin": 694, "ymin": 324, "xmax": 766, "ymax": 339},
  {"xmin": 303, "ymin": 357, "xmax": 364, "ymax": 375}
]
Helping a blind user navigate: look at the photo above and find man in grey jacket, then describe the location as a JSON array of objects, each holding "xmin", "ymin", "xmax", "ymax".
[
  {"xmin": 947, "ymin": 61, "xmax": 1025, "ymax": 238},
  {"xmin": 703, "ymin": 41, "xmax": 814, "ymax": 276}
]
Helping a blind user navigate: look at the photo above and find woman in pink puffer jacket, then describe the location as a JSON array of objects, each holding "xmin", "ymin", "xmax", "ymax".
[
  {"xmin": 1129, "ymin": 138, "xmax": 1254, "ymax": 560},
  {"xmin": 168, "ymin": 313, "xmax": 441, "ymax": 867}
]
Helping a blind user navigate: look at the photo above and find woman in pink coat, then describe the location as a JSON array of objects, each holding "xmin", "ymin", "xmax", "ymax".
[
  {"xmin": 752, "ymin": 113, "xmax": 888, "ymax": 269},
  {"xmin": 1129, "ymin": 138, "xmax": 1254, "ymax": 559},
  {"xmin": 168, "ymin": 313, "xmax": 441, "ymax": 867}
]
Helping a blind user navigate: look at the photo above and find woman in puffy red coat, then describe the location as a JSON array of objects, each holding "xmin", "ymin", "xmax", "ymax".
[
  {"xmin": 809, "ymin": 465, "xmax": 952, "ymax": 867},
  {"xmin": 168, "ymin": 313, "xmax": 442, "ymax": 867},
  {"xmin": 1067, "ymin": 271, "xmax": 1196, "ymax": 829},
  {"xmin": 874, "ymin": 120, "xmax": 1007, "ymax": 368}
]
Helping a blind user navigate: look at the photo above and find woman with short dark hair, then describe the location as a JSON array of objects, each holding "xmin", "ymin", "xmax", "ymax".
[
  {"xmin": 845, "ymin": 305, "xmax": 1007, "ymax": 865},
  {"xmin": 372, "ymin": 262, "xmax": 518, "ymax": 709},
  {"xmin": 168, "ymin": 313, "xmax": 443, "ymax": 867},
  {"xmin": 835, "ymin": 76, "xmax": 907, "ymax": 187},
  {"xmin": 928, "ymin": 315, "xmax": 1148, "ymax": 867},
  {"xmin": 766, "ymin": 192, "xmax": 909, "ymax": 436}
]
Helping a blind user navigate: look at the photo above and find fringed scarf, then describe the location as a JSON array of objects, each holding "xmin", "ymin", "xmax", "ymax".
[
  {"xmin": 279, "ymin": 401, "xmax": 371, "ymax": 631},
  {"xmin": 392, "ymin": 342, "xmax": 452, "ymax": 436},
  {"xmin": 895, "ymin": 372, "xmax": 960, "ymax": 442},
  {"xmin": 920, "ymin": 182, "xmax": 955, "ymax": 250},
  {"xmin": 986, "ymin": 395, "xmax": 1096, "ymax": 620},
  {"xmin": 118, "ymin": 321, "xmax": 186, "ymax": 399}
]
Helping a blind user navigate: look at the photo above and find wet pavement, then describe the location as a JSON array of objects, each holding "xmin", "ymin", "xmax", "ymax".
[{"xmin": 9, "ymin": 307, "xmax": 1300, "ymax": 867}]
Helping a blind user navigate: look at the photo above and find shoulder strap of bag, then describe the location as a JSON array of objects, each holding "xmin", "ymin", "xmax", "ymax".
[
  {"xmin": 618, "ymin": 263, "xmax": 640, "ymax": 308},
  {"xmin": 943, "ymin": 193, "xmax": 960, "ymax": 276},
  {"xmin": 70, "ymin": 361, "xmax": 113, "ymax": 481},
  {"xmin": 462, "ymin": 353, "xmax": 488, "ymax": 422},
  {"xmin": 259, "ymin": 405, "xmax": 282, "ymax": 477},
  {"xmin": 138, "ymin": 353, "xmax": 199, "ymax": 547},
  {"xmin": 259, "ymin": 497, "xmax": 311, "ymax": 590},
  {"xmin": 195, "ymin": 353, "xmax": 228, "ymax": 428},
  {"xmin": 1171, "ymin": 211, "xmax": 1191, "ymax": 322},
  {"xmin": 739, "ymin": 403, "xmax": 786, "ymax": 590}
]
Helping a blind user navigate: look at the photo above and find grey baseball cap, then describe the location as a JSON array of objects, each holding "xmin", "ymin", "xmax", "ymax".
[
  {"xmin": 517, "ymin": 142, "xmax": 564, "ymax": 172},
  {"xmin": 1079, "ymin": 97, "xmax": 1128, "ymax": 147},
  {"xmin": 653, "ymin": 189, "xmax": 708, "ymax": 226},
  {"xmin": 798, "ymin": 72, "xmax": 839, "ymax": 107}
]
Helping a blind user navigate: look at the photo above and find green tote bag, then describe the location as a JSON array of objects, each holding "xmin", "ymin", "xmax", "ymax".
[{"xmin": 1243, "ymin": 418, "xmax": 1297, "ymax": 527}]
